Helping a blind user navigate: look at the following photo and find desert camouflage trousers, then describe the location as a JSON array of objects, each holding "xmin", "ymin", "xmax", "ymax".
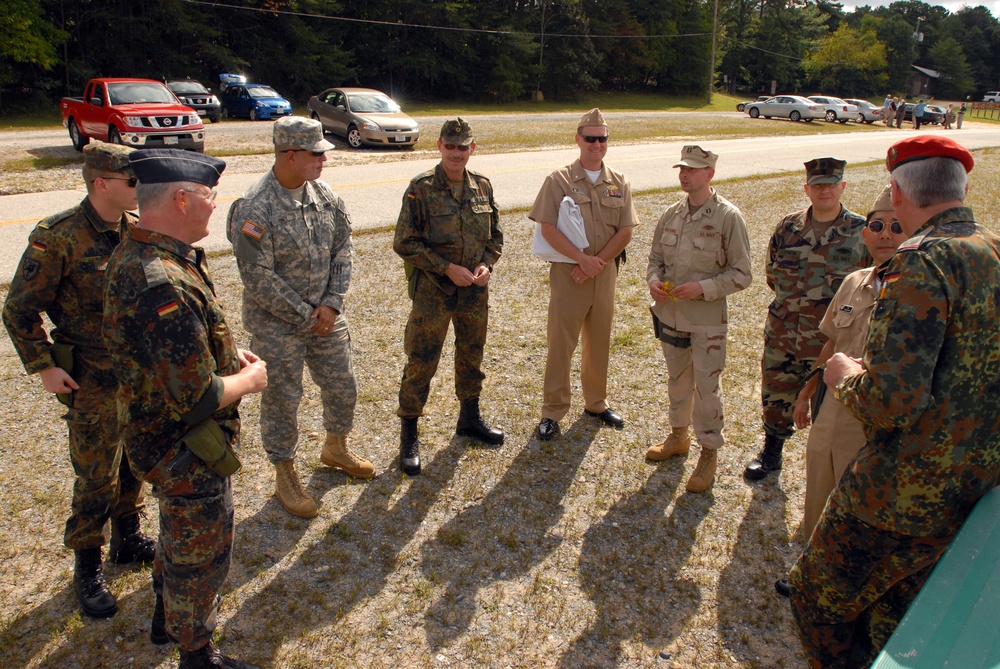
[
  {"xmin": 661, "ymin": 329, "xmax": 727, "ymax": 449},
  {"xmin": 760, "ymin": 315, "xmax": 824, "ymax": 439},
  {"xmin": 788, "ymin": 495, "xmax": 951, "ymax": 669},
  {"xmin": 149, "ymin": 460, "xmax": 233, "ymax": 652},
  {"xmin": 252, "ymin": 315, "xmax": 357, "ymax": 463},
  {"xmin": 397, "ymin": 276, "xmax": 488, "ymax": 418},
  {"xmin": 63, "ymin": 363, "xmax": 144, "ymax": 549}
]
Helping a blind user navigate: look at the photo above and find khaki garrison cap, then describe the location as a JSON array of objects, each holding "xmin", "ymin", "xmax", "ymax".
[
  {"xmin": 867, "ymin": 184, "xmax": 893, "ymax": 220},
  {"xmin": 577, "ymin": 108, "xmax": 607, "ymax": 130}
]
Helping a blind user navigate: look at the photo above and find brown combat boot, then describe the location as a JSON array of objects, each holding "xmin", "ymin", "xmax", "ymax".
[
  {"xmin": 274, "ymin": 460, "xmax": 317, "ymax": 519},
  {"xmin": 686, "ymin": 448, "xmax": 718, "ymax": 493},
  {"xmin": 645, "ymin": 426, "xmax": 691, "ymax": 461},
  {"xmin": 321, "ymin": 433, "xmax": 375, "ymax": 478}
]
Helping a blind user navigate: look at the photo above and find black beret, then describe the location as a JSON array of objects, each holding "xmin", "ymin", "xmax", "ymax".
[{"xmin": 128, "ymin": 149, "xmax": 226, "ymax": 187}]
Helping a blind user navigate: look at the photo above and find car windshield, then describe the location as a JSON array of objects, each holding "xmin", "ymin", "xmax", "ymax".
[
  {"xmin": 108, "ymin": 82, "xmax": 176, "ymax": 104},
  {"xmin": 248, "ymin": 87, "xmax": 280, "ymax": 99},
  {"xmin": 348, "ymin": 93, "xmax": 401, "ymax": 114},
  {"xmin": 169, "ymin": 81, "xmax": 209, "ymax": 95}
]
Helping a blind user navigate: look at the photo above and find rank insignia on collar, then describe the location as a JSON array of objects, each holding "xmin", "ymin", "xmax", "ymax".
[{"xmin": 839, "ymin": 305, "xmax": 854, "ymax": 313}]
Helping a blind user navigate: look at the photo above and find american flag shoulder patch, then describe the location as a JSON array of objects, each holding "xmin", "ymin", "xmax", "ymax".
[
  {"xmin": 157, "ymin": 301, "xmax": 180, "ymax": 317},
  {"xmin": 241, "ymin": 220, "xmax": 265, "ymax": 240}
]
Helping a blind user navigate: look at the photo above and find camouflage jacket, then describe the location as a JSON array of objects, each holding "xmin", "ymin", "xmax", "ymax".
[
  {"xmin": 3, "ymin": 197, "xmax": 135, "ymax": 375},
  {"xmin": 227, "ymin": 170, "xmax": 353, "ymax": 334},
  {"xmin": 103, "ymin": 226, "xmax": 241, "ymax": 476},
  {"xmin": 765, "ymin": 205, "xmax": 869, "ymax": 348},
  {"xmin": 834, "ymin": 207, "xmax": 1000, "ymax": 537},
  {"xmin": 393, "ymin": 163, "xmax": 503, "ymax": 293}
]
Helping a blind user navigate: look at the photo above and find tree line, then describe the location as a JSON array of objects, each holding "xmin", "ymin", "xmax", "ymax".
[{"xmin": 2, "ymin": 0, "xmax": 998, "ymax": 115}]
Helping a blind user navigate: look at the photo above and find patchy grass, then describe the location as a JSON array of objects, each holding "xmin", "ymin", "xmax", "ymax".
[{"xmin": 0, "ymin": 149, "xmax": 997, "ymax": 668}]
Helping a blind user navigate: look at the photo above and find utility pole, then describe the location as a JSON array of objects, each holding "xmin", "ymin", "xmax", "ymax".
[{"xmin": 707, "ymin": 0, "xmax": 719, "ymax": 104}]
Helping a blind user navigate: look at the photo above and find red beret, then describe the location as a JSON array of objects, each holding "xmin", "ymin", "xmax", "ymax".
[{"xmin": 886, "ymin": 135, "xmax": 974, "ymax": 173}]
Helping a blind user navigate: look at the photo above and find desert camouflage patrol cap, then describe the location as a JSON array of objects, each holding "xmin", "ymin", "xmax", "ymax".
[
  {"xmin": 577, "ymin": 108, "xmax": 607, "ymax": 130},
  {"xmin": 83, "ymin": 141, "xmax": 134, "ymax": 176},
  {"xmin": 804, "ymin": 157, "xmax": 846, "ymax": 185},
  {"xmin": 273, "ymin": 116, "xmax": 334, "ymax": 152},
  {"xmin": 440, "ymin": 118, "xmax": 473, "ymax": 146},
  {"xmin": 674, "ymin": 145, "xmax": 718, "ymax": 169},
  {"xmin": 867, "ymin": 184, "xmax": 894, "ymax": 221}
]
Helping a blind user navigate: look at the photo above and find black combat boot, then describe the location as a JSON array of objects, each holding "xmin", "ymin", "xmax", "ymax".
[
  {"xmin": 744, "ymin": 434, "xmax": 785, "ymax": 481},
  {"xmin": 456, "ymin": 398, "xmax": 505, "ymax": 445},
  {"xmin": 150, "ymin": 593, "xmax": 172, "ymax": 645},
  {"xmin": 74, "ymin": 548, "xmax": 117, "ymax": 618},
  {"xmin": 109, "ymin": 514, "xmax": 156, "ymax": 564},
  {"xmin": 178, "ymin": 641, "xmax": 260, "ymax": 669},
  {"xmin": 400, "ymin": 417, "xmax": 421, "ymax": 476}
]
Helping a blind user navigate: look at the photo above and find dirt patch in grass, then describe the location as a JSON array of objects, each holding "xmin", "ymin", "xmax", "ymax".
[{"xmin": 1, "ymin": 150, "xmax": 997, "ymax": 668}]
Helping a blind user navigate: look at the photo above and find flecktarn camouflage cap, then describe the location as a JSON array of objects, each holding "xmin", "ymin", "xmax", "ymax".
[
  {"xmin": 440, "ymin": 118, "xmax": 473, "ymax": 146},
  {"xmin": 83, "ymin": 141, "xmax": 134, "ymax": 176}
]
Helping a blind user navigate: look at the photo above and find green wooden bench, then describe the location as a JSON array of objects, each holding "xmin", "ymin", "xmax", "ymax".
[{"xmin": 871, "ymin": 485, "xmax": 1000, "ymax": 668}]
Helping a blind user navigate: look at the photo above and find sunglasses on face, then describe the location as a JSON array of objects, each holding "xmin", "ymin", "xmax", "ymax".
[
  {"xmin": 868, "ymin": 219, "xmax": 903, "ymax": 234},
  {"xmin": 442, "ymin": 143, "xmax": 471, "ymax": 152},
  {"xmin": 581, "ymin": 135, "xmax": 609, "ymax": 143},
  {"xmin": 100, "ymin": 176, "xmax": 138, "ymax": 187},
  {"xmin": 281, "ymin": 149, "xmax": 326, "ymax": 157}
]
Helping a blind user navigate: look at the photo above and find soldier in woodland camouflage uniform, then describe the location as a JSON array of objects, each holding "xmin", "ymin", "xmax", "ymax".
[
  {"xmin": 227, "ymin": 116, "xmax": 373, "ymax": 519},
  {"xmin": 393, "ymin": 118, "xmax": 504, "ymax": 476},
  {"xmin": 104, "ymin": 149, "xmax": 267, "ymax": 669},
  {"xmin": 790, "ymin": 136, "xmax": 1000, "ymax": 668},
  {"xmin": 2, "ymin": 142, "xmax": 155, "ymax": 619},
  {"xmin": 744, "ymin": 158, "xmax": 869, "ymax": 481}
]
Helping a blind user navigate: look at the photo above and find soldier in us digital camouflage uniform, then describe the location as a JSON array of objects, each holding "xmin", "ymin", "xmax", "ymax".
[
  {"xmin": 2, "ymin": 142, "xmax": 155, "ymax": 620},
  {"xmin": 743, "ymin": 158, "xmax": 869, "ymax": 482},
  {"xmin": 227, "ymin": 116, "xmax": 373, "ymax": 520},
  {"xmin": 104, "ymin": 149, "xmax": 267, "ymax": 669},
  {"xmin": 790, "ymin": 136, "xmax": 1000, "ymax": 669},
  {"xmin": 393, "ymin": 118, "xmax": 504, "ymax": 476}
]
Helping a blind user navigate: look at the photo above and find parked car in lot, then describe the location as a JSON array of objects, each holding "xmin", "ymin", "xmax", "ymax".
[
  {"xmin": 983, "ymin": 91, "xmax": 1000, "ymax": 103},
  {"xmin": 218, "ymin": 74, "xmax": 292, "ymax": 120},
  {"xmin": 844, "ymin": 98, "xmax": 883, "ymax": 124},
  {"xmin": 902, "ymin": 103, "xmax": 944, "ymax": 125},
  {"xmin": 736, "ymin": 96, "xmax": 770, "ymax": 112},
  {"xmin": 307, "ymin": 87, "xmax": 420, "ymax": 148},
  {"xmin": 807, "ymin": 96, "xmax": 859, "ymax": 123},
  {"xmin": 745, "ymin": 95, "xmax": 824, "ymax": 122},
  {"xmin": 165, "ymin": 78, "xmax": 221, "ymax": 123}
]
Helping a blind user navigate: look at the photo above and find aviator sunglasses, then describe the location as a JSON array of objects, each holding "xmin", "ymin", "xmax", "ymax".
[
  {"xmin": 280, "ymin": 149, "xmax": 326, "ymax": 157},
  {"xmin": 868, "ymin": 219, "xmax": 903, "ymax": 234},
  {"xmin": 581, "ymin": 135, "xmax": 609, "ymax": 143},
  {"xmin": 442, "ymin": 143, "xmax": 471, "ymax": 152}
]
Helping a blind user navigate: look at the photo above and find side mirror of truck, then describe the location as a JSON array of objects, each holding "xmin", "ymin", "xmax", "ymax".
[{"xmin": 89, "ymin": 97, "xmax": 104, "ymax": 107}]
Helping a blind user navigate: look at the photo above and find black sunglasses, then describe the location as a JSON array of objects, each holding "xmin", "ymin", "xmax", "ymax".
[
  {"xmin": 100, "ymin": 176, "xmax": 138, "ymax": 187},
  {"xmin": 868, "ymin": 219, "xmax": 903, "ymax": 234},
  {"xmin": 281, "ymin": 149, "xmax": 326, "ymax": 157},
  {"xmin": 442, "ymin": 143, "xmax": 471, "ymax": 152},
  {"xmin": 581, "ymin": 135, "xmax": 609, "ymax": 144}
]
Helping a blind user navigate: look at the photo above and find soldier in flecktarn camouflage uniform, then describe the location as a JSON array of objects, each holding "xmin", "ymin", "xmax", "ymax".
[
  {"xmin": 104, "ymin": 149, "xmax": 267, "ymax": 669},
  {"xmin": 744, "ymin": 157, "xmax": 870, "ymax": 482},
  {"xmin": 227, "ymin": 116, "xmax": 373, "ymax": 520},
  {"xmin": 393, "ymin": 118, "xmax": 504, "ymax": 476},
  {"xmin": 2, "ymin": 142, "xmax": 155, "ymax": 619},
  {"xmin": 790, "ymin": 136, "xmax": 1000, "ymax": 668}
]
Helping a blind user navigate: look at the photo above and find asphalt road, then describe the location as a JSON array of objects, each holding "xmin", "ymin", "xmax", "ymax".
[{"xmin": 2, "ymin": 122, "xmax": 999, "ymax": 281}]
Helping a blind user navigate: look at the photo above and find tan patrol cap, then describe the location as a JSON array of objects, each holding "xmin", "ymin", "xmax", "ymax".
[
  {"xmin": 577, "ymin": 108, "xmax": 607, "ymax": 131},
  {"xmin": 674, "ymin": 145, "xmax": 718, "ymax": 169},
  {"xmin": 83, "ymin": 141, "xmax": 134, "ymax": 176},
  {"xmin": 440, "ymin": 118, "xmax": 473, "ymax": 146},
  {"xmin": 804, "ymin": 157, "xmax": 846, "ymax": 185},
  {"xmin": 866, "ymin": 184, "xmax": 893, "ymax": 221},
  {"xmin": 273, "ymin": 116, "xmax": 334, "ymax": 152}
]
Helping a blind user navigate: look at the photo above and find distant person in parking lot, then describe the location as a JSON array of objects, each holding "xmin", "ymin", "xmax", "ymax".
[
  {"xmin": 913, "ymin": 99, "xmax": 927, "ymax": 130},
  {"xmin": 958, "ymin": 102, "xmax": 966, "ymax": 129},
  {"xmin": 895, "ymin": 97, "xmax": 906, "ymax": 128},
  {"xmin": 883, "ymin": 94, "xmax": 893, "ymax": 125}
]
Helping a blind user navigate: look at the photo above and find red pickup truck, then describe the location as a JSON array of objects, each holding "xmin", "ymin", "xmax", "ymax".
[{"xmin": 61, "ymin": 78, "xmax": 206, "ymax": 152}]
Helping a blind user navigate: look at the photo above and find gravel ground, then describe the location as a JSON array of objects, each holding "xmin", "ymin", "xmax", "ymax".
[{"xmin": 1, "ymin": 146, "xmax": 997, "ymax": 668}]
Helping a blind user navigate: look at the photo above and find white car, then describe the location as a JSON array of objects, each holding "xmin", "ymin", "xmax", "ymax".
[
  {"xmin": 745, "ymin": 95, "xmax": 825, "ymax": 122},
  {"xmin": 983, "ymin": 91, "xmax": 1000, "ymax": 103},
  {"xmin": 844, "ymin": 98, "xmax": 883, "ymax": 124},
  {"xmin": 807, "ymin": 96, "xmax": 860, "ymax": 123}
]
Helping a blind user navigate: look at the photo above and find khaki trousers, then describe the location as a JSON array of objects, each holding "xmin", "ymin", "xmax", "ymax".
[
  {"xmin": 542, "ymin": 262, "xmax": 618, "ymax": 421},
  {"xmin": 662, "ymin": 330, "xmax": 727, "ymax": 449}
]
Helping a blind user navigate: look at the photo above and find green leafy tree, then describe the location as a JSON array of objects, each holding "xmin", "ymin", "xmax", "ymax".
[
  {"xmin": 928, "ymin": 36, "xmax": 973, "ymax": 99},
  {"xmin": 0, "ymin": 0, "xmax": 66, "ymax": 111},
  {"xmin": 803, "ymin": 22, "xmax": 888, "ymax": 95}
]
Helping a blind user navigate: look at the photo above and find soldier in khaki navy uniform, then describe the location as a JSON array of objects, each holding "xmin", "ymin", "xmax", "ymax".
[
  {"xmin": 744, "ymin": 157, "xmax": 869, "ymax": 481},
  {"xmin": 2, "ymin": 142, "xmax": 155, "ymax": 619},
  {"xmin": 530, "ymin": 108, "xmax": 636, "ymax": 440},
  {"xmin": 791, "ymin": 136, "xmax": 1000, "ymax": 668},
  {"xmin": 105, "ymin": 149, "xmax": 267, "ymax": 669},
  {"xmin": 645, "ymin": 146, "xmax": 752, "ymax": 492},
  {"xmin": 228, "ymin": 116, "xmax": 373, "ymax": 519},
  {"xmin": 393, "ymin": 118, "xmax": 504, "ymax": 476}
]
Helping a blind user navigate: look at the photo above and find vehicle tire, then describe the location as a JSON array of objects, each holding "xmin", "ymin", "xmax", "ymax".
[
  {"xmin": 347, "ymin": 126, "xmax": 364, "ymax": 148},
  {"xmin": 737, "ymin": 103, "xmax": 746, "ymax": 112},
  {"xmin": 749, "ymin": 108, "xmax": 760, "ymax": 118},
  {"xmin": 249, "ymin": 109, "xmax": 258, "ymax": 121},
  {"xmin": 858, "ymin": 114, "xmax": 866, "ymax": 123},
  {"xmin": 764, "ymin": 116, "xmax": 771, "ymax": 119},
  {"xmin": 825, "ymin": 110, "xmax": 837, "ymax": 122},
  {"xmin": 108, "ymin": 127, "xmax": 123, "ymax": 144},
  {"xmin": 805, "ymin": 118, "xmax": 814, "ymax": 122},
  {"xmin": 209, "ymin": 115, "xmax": 220, "ymax": 124},
  {"xmin": 866, "ymin": 119, "xmax": 874, "ymax": 124},
  {"xmin": 68, "ymin": 119, "xmax": 89, "ymax": 152},
  {"xmin": 790, "ymin": 110, "xmax": 801, "ymax": 122},
  {"xmin": 222, "ymin": 106, "xmax": 230, "ymax": 119}
]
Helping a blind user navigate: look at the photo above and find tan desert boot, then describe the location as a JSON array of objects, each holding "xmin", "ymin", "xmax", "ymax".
[
  {"xmin": 321, "ymin": 433, "xmax": 375, "ymax": 478},
  {"xmin": 686, "ymin": 448, "xmax": 718, "ymax": 493},
  {"xmin": 645, "ymin": 426, "xmax": 691, "ymax": 461},
  {"xmin": 274, "ymin": 460, "xmax": 317, "ymax": 518}
]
